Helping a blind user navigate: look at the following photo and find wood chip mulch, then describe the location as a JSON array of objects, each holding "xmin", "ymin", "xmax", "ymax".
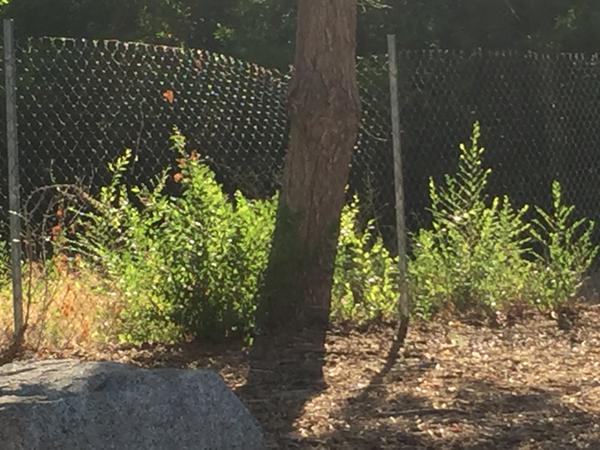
[{"xmin": 23, "ymin": 305, "xmax": 600, "ymax": 449}]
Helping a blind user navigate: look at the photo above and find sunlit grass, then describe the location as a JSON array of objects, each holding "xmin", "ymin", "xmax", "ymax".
[{"xmin": 0, "ymin": 256, "xmax": 123, "ymax": 352}]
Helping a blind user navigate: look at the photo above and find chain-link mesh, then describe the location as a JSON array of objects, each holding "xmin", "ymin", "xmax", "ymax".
[
  {"xmin": 393, "ymin": 50, "xmax": 600, "ymax": 246},
  {"xmin": 11, "ymin": 38, "xmax": 290, "ymax": 204},
  {"xmin": 3, "ymin": 37, "xmax": 600, "ymax": 251},
  {"xmin": 351, "ymin": 50, "xmax": 600, "ymax": 249},
  {"xmin": 0, "ymin": 37, "xmax": 398, "ymax": 245}
]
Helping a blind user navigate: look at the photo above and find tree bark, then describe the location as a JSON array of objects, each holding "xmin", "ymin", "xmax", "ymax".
[{"xmin": 257, "ymin": 0, "xmax": 361, "ymax": 332}]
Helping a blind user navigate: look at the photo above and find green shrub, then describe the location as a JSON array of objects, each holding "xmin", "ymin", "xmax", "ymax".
[
  {"xmin": 0, "ymin": 239, "xmax": 7, "ymax": 263},
  {"xmin": 75, "ymin": 123, "xmax": 596, "ymax": 343},
  {"xmin": 332, "ymin": 195, "xmax": 398, "ymax": 322},
  {"xmin": 76, "ymin": 130, "xmax": 399, "ymax": 344},
  {"xmin": 409, "ymin": 122, "xmax": 532, "ymax": 318},
  {"xmin": 164, "ymin": 148, "xmax": 276, "ymax": 341},
  {"xmin": 409, "ymin": 122, "xmax": 598, "ymax": 318},
  {"xmin": 0, "ymin": 240, "xmax": 9, "ymax": 288},
  {"xmin": 529, "ymin": 181, "xmax": 598, "ymax": 308},
  {"xmin": 75, "ymin": 131, "xmax": 276, "ymax": 343}
]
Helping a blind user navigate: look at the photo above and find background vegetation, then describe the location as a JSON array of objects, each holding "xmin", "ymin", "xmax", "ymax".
[
  {"xmin": 3, "ymin": 125, "xmax": 595, "ymax": 347},
  {"xmin": 1, "ymin": 0, "xmax": 598, "ymax": 348},
  {"xmin": 2, "ymin": 0, "xmax": 600, "ymax": 68}
]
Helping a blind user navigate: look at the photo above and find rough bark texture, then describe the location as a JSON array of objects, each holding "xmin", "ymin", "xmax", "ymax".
[{"xmin": 257, "ymin": 0, "xmax": 360, "ymax": 332}]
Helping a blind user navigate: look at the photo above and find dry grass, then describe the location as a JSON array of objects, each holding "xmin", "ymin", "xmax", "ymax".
[{"xmin": 0, "ymin": 256, "xmax": 122, "ymax": 353}]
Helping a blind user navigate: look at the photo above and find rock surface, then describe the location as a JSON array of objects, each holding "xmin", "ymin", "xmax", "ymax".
[{"xmin": 0, "ymin": 359, "xmax": 265, "ymax": 450}]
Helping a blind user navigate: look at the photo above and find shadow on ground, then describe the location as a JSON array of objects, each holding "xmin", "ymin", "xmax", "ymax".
[
  {"xmin": 317, "ymin": 326, "xmax": 600, "ymax": 449},
  {"xmin": 28, "ymin": 305, "xmax": 600, "ymax": 449},
  {"xmin": 240, "ymin": 327, "xmax": 329, "ymax": 449}
]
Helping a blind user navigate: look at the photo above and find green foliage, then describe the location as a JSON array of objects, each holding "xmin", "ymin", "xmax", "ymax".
[
  {"xmin": 409, "ymin": 122, "xmax": 598, "ymax": 319},
  {"xmin": 75, "ymin": 131, "xmax": 399, "ymax": 343},
  {"xmin": 74, "ymin": 123, "xmax": 598, "ymax": 343},
  {"xmin": 0, "ymin": 240, "xmax": 9, "ymax": 288},
  {"xmin": 409, "ymin": 122, "xmax": 532, "ymax": 318},
  {"xmin": 530, "ymin": 181, "xmax": 599, "ymax": 308},
  {"xmin": 75, "ymin": 130, "xmax": 276, "ymax": 343},
  {"xmin": 333, "ymin": 196, "xmax": 398, "ymax": 322},
  {"xmin": 164, "ymin": 135, "xmax": 276, "ymax": 340},
  {"xmin": 76, "ymin": 134, "xmax": 396, "ymax": 343}
]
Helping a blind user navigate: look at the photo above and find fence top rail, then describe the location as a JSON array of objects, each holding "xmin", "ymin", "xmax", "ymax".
[
  {"xmin": 398, "ymin": 47, "xmax": 600, "ymax": 62},
  {"xmin": 10, "ymin": 36, "xmax": 288, "ymax": 79},
  {"xmin": 4, "ymin": 35, "xmax": 600, "ymax": 65}
]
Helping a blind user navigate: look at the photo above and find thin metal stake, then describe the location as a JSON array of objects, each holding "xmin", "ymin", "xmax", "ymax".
[
  {"xmin": 387, "ymin": 34, "xmax": 409, "ymax": 345},
  {"xmin": 4, "ymin": 19, "xmax": 23, "ymax": 338}
]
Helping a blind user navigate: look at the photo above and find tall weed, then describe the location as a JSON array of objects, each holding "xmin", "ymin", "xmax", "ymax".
[
  {"xmin": 409, "ymin": 122, "xmax": 598, "ymax": 318},
  {"xmin": 333, "ymin": 196, "xmax": 398, "ymax": 322},
  {"xmin": 529, "ymin": 181, "xmax": 598, "ymax": 308},
  {"xmin": 0, "ymin": 240, "xmax": 8, "ymax": 288}
]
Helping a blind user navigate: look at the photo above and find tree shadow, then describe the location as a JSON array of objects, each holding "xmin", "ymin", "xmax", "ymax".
[
  {"xmin": 321, "ymin": 368, "xmax": 600, "ymax": 449},
  {"xmin": 449, "ymin": 380, "xmax": 600, "ymax": 450},
  {"xmin": 313, "ymin": 335, "xmax": 441, "ymax": 449},
  {"xmin": 238, "ymin": 326, "xmax": 329, "ymax": 448}
]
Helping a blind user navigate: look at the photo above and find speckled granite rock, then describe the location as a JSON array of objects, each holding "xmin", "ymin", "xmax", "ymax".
[{"xmin": 0, "ymin": 359, "xmax": 265, "ymax": 450}]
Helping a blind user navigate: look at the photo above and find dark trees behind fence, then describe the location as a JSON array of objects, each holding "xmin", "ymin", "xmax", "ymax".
[{"xmin": 2, "ymin": 37, "xmax": 600, "ymax": 251}]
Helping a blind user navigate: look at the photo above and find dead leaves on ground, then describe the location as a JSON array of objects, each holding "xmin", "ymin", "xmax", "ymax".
[{"xmin": 16, "ymin": 305, "xmax": 600, "ymax": 449}]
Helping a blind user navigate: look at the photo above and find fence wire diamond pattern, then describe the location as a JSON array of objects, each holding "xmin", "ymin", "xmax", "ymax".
[{"xmin": 2, "ymin": 37, "xmax": 600, "ymax": 250}]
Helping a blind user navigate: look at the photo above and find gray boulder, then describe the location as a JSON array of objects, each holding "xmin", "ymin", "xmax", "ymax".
[{"xmin": 0, "ymin": 359, "xmax": 265, "ymax": 450}]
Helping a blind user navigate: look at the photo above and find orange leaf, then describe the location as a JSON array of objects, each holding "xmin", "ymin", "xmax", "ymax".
[
  {"xmin": 51, "ymin": 224, "xmax": 62, "ymax": 238},
  {"xmin": 162, "ymin": 89, "xmax": 175, "ymax": 104}
]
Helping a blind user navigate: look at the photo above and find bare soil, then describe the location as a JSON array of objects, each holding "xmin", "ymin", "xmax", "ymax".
[{"xmin": 16, "ymin": 305, "xmax": 600, "ymax": 449}]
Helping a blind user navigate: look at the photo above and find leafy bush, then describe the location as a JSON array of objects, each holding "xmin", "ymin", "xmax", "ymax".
[
  {"xmin": 332, "ymin": 195, "xmax": 398, "ymax": 322},
  {"xmin": 76, "ymin": 131, "xmax": 276, "ymax": 343},
  {"xmin": 0, "ymin": 239, "xmax": 7, "ymax": 265},
  {"xmin": 74, "ymin": 123, "xmax": 596, "ymax": 344},
  {"xmin": 409, "ymin": 122, "xmax": 531, "ymax": 318},
  {"xmin": 76, "ymin": 131, "xmax": 399, "ymax": 343},
  {"xmin": 529, "ymin": 181, "xmax": 599, "ymax": 308},
  {"xmin": 409, "ymin": 122, "xmax": 598, "ymax": 319},
  {"xmin": 0, "ymin": 240, "xmax": 9, "ymax": 288}
]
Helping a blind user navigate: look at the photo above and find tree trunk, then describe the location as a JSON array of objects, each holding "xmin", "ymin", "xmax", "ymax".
[{"xmin": 257, "ymin": 0, "xmax": 361, "ymax": 332}]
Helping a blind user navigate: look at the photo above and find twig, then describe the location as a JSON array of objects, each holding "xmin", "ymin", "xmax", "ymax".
[{"xmin": 377, "ymin": 407, "xmax": 467, "ymax": 417}]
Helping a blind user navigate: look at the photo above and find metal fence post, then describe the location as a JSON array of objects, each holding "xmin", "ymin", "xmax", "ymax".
[
  {"xmin": 4, "ymin": 19, "xmax": 23, "ymax": 338},
  {"xmin": 387, "ymin": 34, "xmax": 409, "ymax": 345}
]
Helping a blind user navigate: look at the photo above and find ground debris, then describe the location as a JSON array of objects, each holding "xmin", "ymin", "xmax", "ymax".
[{"xmin": 16, "ymin": 305, "xmax": 600, "ymax": 449}]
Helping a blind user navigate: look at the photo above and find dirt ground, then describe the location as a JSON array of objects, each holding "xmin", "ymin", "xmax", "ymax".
[{"xmin": 17, "ymin": 304, "xmax": 600, "ymax": 449}]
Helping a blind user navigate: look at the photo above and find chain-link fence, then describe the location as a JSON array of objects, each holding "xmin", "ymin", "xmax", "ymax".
[
  {"xmin": 0, "ymin": 36, "xmax": 395, "ymax": 244},
  {"xmin": 1, "ymin": 37, "xmax": 292, "ymax": 234},
  {"xmin": 396, "ymin": 50, "xmax": 600, "ymax": 237},
  {"xmin": 3, "ymin": 36, "xmax": 600, "ymax": 253}
]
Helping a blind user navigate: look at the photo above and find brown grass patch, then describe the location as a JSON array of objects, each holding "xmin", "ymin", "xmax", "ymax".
[{"xmin": 0, "ymin": 256, "xmax": 122, "ymax": 353}]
